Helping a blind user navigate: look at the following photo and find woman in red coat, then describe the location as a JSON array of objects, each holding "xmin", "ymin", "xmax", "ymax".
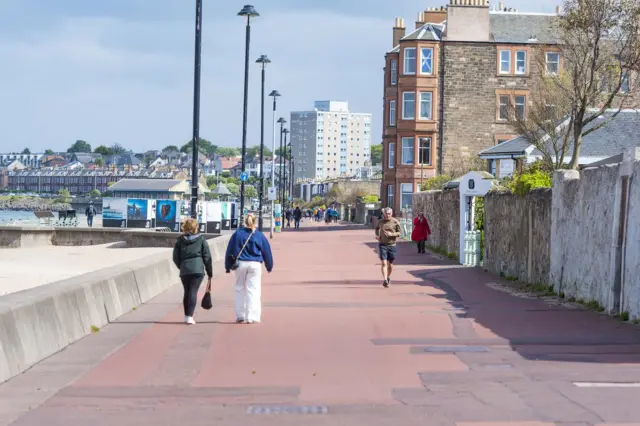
[{"xmin": 411, "ymin": 212, "xmax": 431, "ymax": 254}]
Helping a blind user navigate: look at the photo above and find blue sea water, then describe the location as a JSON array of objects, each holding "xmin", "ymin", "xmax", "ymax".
[{"xmin": 0, "ymin": 210, "xmax": 102, "ymax": 226}]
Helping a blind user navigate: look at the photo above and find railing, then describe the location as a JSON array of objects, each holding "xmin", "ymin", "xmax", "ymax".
[
  {"xmin": 399, "ymin": 206, "xmax": 413, "ymax": 241},
  {"xmin": 463, "ymin": 231, "xmax": 482, "ymax": 267}
]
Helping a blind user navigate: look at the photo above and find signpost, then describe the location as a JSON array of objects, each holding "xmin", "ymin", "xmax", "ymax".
[
  {"xmin": 267, "ymin": 186, "xmax": 277, "ymax": 201},
  {"xmin": 240, "ymin": 171, "xmax": 249, "ymax": 182}
]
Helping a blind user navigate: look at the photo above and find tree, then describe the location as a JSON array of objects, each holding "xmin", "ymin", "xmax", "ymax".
[
  {"xmin": 180, "ymin": 138, "xmax": 217, "ymax": 155},
  {"xmin": 94, "ymin": 145, "xmax": 112, "ymax": 156},
  {"xmin": 89, "ymin": 189, "xmax": 101, "ymax": 198},
  {"xmin": 44, "ymin": 149, "xmax": 54, "ymax": 155},
  {"xmin": 162, "ymin": 145, "xmax": 179, "ymax": 153},
  {"xmin": 244, "ymin": 185, "xmax": 258, "ymax": 198},
  {"xmin": 506, "ymin": 76, "xmax": 573, "ymax": 170},
  {"xmin": 55, "ymin": 188, "xmax": 71, "ymax": 204},
  {"xmin": 206, "ymin": 175, "xmax": 217, "ymax": 188},
  {"xmin": 67, "ymin": 140, "xmax": 92, "ymax": 153},
  {"xmin": 246, "ymin": 145, "xmax": 273, "ymax": 158},
  {"xmin": 109, "ymin": 143, "xmax": 127, "ymax": 154},
  {"xmin": 21, "ymin": 148, "xmax": 31, "ymax": 154},
  {"xmin": 94, "ymin": 158, "xmax": 105, "ymax": 167},
  {"xmin": 274, "ymin": 147, "xmax": 291, "ymax": 159},
  {"xmin": 370, "ymin": 144, "xmax": 382, "ymax": 165},
  {"xmin": 216, "ymin": 147, "xmax": 241, "ymax": 157},
  {"xmin": 534, "ymin": 0, "xmax": 640, "ymax": 169},
  {"xmin": 226, "ymin": 182, "xmax": 239, "ymax": 196}
]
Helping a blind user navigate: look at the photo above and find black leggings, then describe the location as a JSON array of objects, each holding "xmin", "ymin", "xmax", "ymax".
[
  {"xmin": 181, "ymin": 274, "xmax": 204, "ymax": 316},
  {"xmin": 417, "ymin": 240, "xmax": 426, "ymax": 252}
]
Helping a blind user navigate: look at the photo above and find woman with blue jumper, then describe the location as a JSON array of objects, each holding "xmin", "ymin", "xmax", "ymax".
[{"xmin": 225, "ymin": 213, "xmax": 274, "ymax": 324}]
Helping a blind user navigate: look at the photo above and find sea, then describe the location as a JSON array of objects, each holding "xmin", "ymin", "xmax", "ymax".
[{"xmin": 0, "ymin": 210, "xmax": 102, "ymax": 227}]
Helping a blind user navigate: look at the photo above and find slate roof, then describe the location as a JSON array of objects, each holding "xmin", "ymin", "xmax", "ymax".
[
  {"xmin": 489, "ymin": 12, "xmax": 559, "ymax": 44},
  {"xmin": 479, "ymin": 110, "xmax": 640, "ymax": 159},
  {"xmin": 401, "ymin": 23, "xmax": 445, "ymax": 42},
  {"xmin": 109, "ymin": 179, "xmax": 183, "ymax": 192}
]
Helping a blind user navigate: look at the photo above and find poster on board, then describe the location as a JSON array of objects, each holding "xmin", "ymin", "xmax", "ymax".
[
  {"xmin": 230, "ymin": 202, "xmax": 239, "ymax": 229},
  {"xmin": 205, "ymin": 201, "xmax": 222, "ymax": 234},
  {"xmin": 220, "ymin": 202, "xmax": 231, "ymax": 230},
  {"xmin": 102, "ymin": 197, "xmax": 127, "ymax": 228},
  {"xmin": 155, "ymin": 200, "xmax": 181, "ymax": 231},
  {"xmin": 274, "ymin": 203, "xmax": 282, "ymax": 233},
  {"xmin": 127, "ymin": 199, "xmax": 152, "ymax": 228}
]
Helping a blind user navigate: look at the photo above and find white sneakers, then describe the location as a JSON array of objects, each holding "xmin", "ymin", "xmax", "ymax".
[{"xmin": 184, "ymin": 316, "xmax": 196, "ymax": 325}]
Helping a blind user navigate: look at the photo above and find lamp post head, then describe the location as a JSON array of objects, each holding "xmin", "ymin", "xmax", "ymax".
[
  {"xmin": 256, "ymin": 54, "xmax": 271, "ymax": 67},
  {"xmin": 238, "ymin": 5, "xmax": 259, "ymax": 18},
  {"xmin": 283, "ymin": 128, "xmax": 290, "ymax": 134},
  {"xmin": 277, "ymin": 117, "xmax": 287, "ymax": 124},
  {"xmin": 269, "ymin": 90, "xmax": 281, "ymax": 98}
]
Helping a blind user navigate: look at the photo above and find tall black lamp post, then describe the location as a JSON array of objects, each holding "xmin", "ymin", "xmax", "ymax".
[
  {"xmin": 290, "ymin": 154, "xmax": 294, "ymax": 204},
  {"xmin": 190, "ymin": 0, "xmax": 203, "ymax": 218},
  {"xmin": 277, "ymin": 118, "xmax": 286, "ymax": 202},
  {"xmin": 281, "ymin": 129, "xmax": 289, "ymax": 209},
  {"xmin": 255, "ymin": 54, "xmax": 270, "ymax": 231},
  {"xmin": 237, "ymin": 4, "xmax": 259, "ymax": 226}
]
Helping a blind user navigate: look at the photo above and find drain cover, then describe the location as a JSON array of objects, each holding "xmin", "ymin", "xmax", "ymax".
[
  {"xmin": 247, "ymin": 406, "xmax": 329, "ymax": 415},
  {"xmin": 423, "ymin": 346, "xmax": 488, "ymax": 353}
]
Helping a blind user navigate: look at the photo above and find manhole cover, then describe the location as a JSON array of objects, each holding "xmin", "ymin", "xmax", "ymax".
[
  {"xmin": 247, "ymin": 406, "xmax": 329, "ymax": 415},
  {"xmin": 423, "ymin": 346, "xmax": 489, "ymax": 353}
]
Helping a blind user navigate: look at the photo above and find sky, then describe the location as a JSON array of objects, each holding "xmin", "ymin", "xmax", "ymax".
[{"xmin": 0, "ymin": 0, "xmax": 559, "ymax": 154}]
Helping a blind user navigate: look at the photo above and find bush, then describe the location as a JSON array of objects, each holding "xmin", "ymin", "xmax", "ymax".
[
  {"xmin": 362, "ymin": 194, "xmax": 379, "ymax": 203},
  {"xmin": 420, "ymin": 174, "xmax": 452, "ymax": 191},
  {"xmin": 504, "ymin": 161, "xmax": 552, "ymax": 196}
]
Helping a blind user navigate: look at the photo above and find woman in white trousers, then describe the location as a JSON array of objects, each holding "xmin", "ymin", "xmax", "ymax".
[{"xmin": 224, "ymin": 213, "xmax": 274, "ymax": 324}]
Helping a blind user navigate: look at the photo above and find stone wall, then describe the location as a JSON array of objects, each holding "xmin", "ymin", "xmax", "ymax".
[
  {"xmin": 484, "ymin": 189, "xmax": 552, "ymax": 285},
  {"xmin": 441, "ymin": 43, "xmax": 541, "ymax": 173},
  {"xmin": 412, "ymin": 190, "xmax": 460, "ymax": 258},
  {"xmin": 622, "ymin": 161, "xmax": 640, "ymax": 319},
  {"xmin": 549, "ymin": 165, "xmax": 637, "ymax": 316}
]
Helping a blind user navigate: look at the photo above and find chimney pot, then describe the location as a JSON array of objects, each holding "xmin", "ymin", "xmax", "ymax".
[
  {"xmin": 499, "ymin": 1, "xmax": 503, "ymax": 9},
  {"xmin": 556, "ymin": 5, "xmax": 561, "ymax": 13}
]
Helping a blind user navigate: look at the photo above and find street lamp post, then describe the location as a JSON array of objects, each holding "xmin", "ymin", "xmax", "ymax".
[
  {"xmin": 256, "ymin": 55, "xmax": 271, "ymax": 231},
  {"xmin": 277, "ymin": 118, "xmax": 286, "ymax": 202},
  {"xmin": 237, "ymin": 5, "xmax": 259, "ymax": 226},
  {"xmin": 290, "ymin": 154, "xmax": 294, "ymax": 204},
  {"xmin": 190, "ymin": 0, "xmax": 203, "ymax": 218},
  {"xmin": 281, "ymin": 129, "xmax": 289, "ymax": 209},
  {"xmin": 269, "ymin": 91, "xmax": 281, "ymax": 239}
]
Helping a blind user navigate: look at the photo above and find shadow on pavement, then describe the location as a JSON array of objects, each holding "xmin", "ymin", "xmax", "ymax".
[{"xmin": 358, "ymin": 238, "xmax": 640, "ymax": 365}]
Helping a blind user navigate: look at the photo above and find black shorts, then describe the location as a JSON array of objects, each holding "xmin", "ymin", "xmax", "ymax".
[{"xmin": 378, "ymin": 244, "xmax": 396, "ymax": 263}]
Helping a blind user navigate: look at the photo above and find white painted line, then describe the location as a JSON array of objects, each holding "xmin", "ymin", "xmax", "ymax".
[{"xmin": 574, "ymin": 382, "xmax": 640, "ymax": 388}]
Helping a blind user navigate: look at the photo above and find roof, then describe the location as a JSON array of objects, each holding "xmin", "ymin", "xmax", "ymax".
[
  {"xmin": 109, "ymin": 179, "xmax": 184, "ymax": 192},
  {"xmin": 489, "ymin": 12, "xmax": 559, "ymax": 44},
  {"xmin": 479, "ymin": 109, "xmax": 640, "ymax": 159},
  {"xmin": 401, "ymin": 23, "xmax": 445, "ymax": 42}
]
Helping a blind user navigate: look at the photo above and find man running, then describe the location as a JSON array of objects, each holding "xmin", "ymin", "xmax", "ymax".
[{"xmin": 374, "ymin": 207, "xmax": 402, "ymax": 288}]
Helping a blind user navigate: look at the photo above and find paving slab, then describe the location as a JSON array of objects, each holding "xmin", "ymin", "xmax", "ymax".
[{"xmin": 2, "ymin": 227, "xmax": 640, "ymax": 425}]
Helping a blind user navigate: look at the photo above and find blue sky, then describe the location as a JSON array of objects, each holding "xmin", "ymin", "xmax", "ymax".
[{"xmin": 0, "ymin": 0, "xmax": 559, "ymax": 153}]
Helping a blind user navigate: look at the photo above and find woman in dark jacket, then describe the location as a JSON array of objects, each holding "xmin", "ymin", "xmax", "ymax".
[{"xmin": 173, "ymin": 218, "xmax": 213, "ymax": 324}]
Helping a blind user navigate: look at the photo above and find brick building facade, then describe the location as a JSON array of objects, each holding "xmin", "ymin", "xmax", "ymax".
[{"xmin": 381, "ymin": 0, "xmax": 560, "ymax": 211}]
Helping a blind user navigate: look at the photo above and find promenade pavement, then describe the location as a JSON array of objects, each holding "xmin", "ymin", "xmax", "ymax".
[{"xmin": 2, "ymin": 220, "xmax": 640, "ymax": 425}]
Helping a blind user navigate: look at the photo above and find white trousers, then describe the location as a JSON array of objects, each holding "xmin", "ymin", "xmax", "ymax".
[{"xmin": 234, "ymin": 261, "xmax": 263, "ymax": 322}]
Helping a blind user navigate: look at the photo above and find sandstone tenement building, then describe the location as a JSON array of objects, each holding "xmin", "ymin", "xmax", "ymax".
[{"xmin": 381, "ymin": 0, "xmax": 560, "ymax": 211}]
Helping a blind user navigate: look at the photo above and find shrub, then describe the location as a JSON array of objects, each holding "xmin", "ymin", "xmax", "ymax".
[
  {"xmin": 505, "ymin": 161, "xmax": 552, "ymax": 196},
  {"xmin": 362, "ymin": 194, "xmax": 379, "ymax": 203},
  {"xmin": 420, "ymin": 174, "xmax": 452, "ymax": 191}
]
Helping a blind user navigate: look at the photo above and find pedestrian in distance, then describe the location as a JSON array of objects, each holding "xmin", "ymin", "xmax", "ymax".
[
  {"xmin": 85, "ymin": 202, "xmax": 97, "ymax": 227},
  {"xmin": 374, "ymin": 207, "xmax": 402, "ymax": 288},
  {"xmin": 293, "ymin": 206, "xmax": 302, "ymax": 229},
  {"xmin": 411, "ymin": 212, "xmax": 431, "ymax": 254},
  {"xmin": 225, "ymin": 213, "xmax": 274, "ymax": 324},
  {"xmin": 172, "ymin": 218, "xmax": 213, "ymax": 325}
]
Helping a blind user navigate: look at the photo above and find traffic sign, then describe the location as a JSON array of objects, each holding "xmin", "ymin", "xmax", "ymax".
[
  {"xmin": 240, "ymin": 172, "xmax": 249, "ymax": 182},
  {"xmin": 267, "ymin": 186, "xmax": 277, "ymax": 201}
]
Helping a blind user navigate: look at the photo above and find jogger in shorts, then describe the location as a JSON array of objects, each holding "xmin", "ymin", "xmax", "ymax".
[{"xmin": 375, "ymin": 207, "xmax": 402, "ymax": 288}]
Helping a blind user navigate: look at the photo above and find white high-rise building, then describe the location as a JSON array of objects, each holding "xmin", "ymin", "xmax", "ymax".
[{"xmin": 289, "ymin": 101, "xmax": 372, "ymax": 182}]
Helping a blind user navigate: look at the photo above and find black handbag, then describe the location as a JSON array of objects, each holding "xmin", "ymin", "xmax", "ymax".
[
  {"xmin": 201, "ymin": 280, "xmax": 212, "ymax": 310},
  {"xmin": 229, "ymin": 230, "xmax": 255, "ymax": 271}
]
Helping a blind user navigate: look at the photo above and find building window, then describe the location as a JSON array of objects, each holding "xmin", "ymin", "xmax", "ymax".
[
  {"xmin": 515, "ymin": 95, "xmax": 526, "ymax": 120},
  {"xmin": 390, "ymin": 60, "xmax": 397, "ymax": 85},
  {"xmin": 516, "ymin": 51, "xmax": 526, "ymax": 74},
  {"xmin": 403, "ymin": 47, "xmax": 416, "ymax": 74},
  {"xmin": 401, "ymin": 137, "xmax": 414, "ymax": 165},
  {"xmin": 419, "ymin": 92, "xmax": 432, "ymax": 120},
  {"xmin": 500, "ymin": 50, "xmax": 511, "ymax": 74},
  {"xmin": 400, "ymin": 183, "xmax": 413, "ymax": 209},
  {"xmin": 387, "ymin": 184, "xmax": 394, "ymax": 208},
  {"xmin": 499, "ymin": 95, "xmax": 509, "ymax": 120},
  {"xmin": 420, "ymin": 47, "xmax": 433, "ymax": 74},
  {"xmin": 546, "ymin": 52, "xmax": 560, "ymax": 74},
  {"xmin": 418, "ymin": 137, "xmax": 432, "ymax": 165},
  {"xmin": 388, "ymin": 142, "xmax": 395, "ymax": 169},
  {"xmin": 402, "ymin": 92, "xmax": 415, "ymax": 120},
  {"xmin": 389, "ymin": 100, "xmax": 396, "ymax": 126}
]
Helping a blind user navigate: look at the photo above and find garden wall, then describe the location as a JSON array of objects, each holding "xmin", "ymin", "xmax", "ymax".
[{"xmin": 413, "ymin": 190, "xmax": 460, "ymax": 258}]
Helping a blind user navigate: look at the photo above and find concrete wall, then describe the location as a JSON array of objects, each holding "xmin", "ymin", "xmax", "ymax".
[
  {"xmin": 0, "ymin": 226, "xmax": 222, "ymax": 248},
  {"xmin": 622, "ymin": 161, "xmax": 640, "ymax": 319},
  {"xmin": 0, "ymin": 234, "xmax": 231, "ymax": 384},
  {"xmin": 484, "ymin": 189, "xmax": 552, "ymax": 285},
  {"xmin": 550, "ymin": 166, "xmax": 621, "ymax": 311},
  {"xmin": 412, "ymin": 190, "xmax": 460, "ymax": 258}
]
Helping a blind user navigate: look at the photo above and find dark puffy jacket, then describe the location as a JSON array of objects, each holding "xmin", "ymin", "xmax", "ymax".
[{"xmin": 172, "ymin": 234, "xmax": 213, "ymax": 277}]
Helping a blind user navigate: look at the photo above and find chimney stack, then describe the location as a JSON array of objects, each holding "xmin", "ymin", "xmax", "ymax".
[
  {"xmin": 415, "ymin": 11, "xmax": 425, "ymax": 29},
  {"xmin": 447, "ymin": 0, "xmax": 490, "ymax": 41},
  {"xmin": 555, "ymin": 5, "xmax": 561, "ymax": 13},
  {"xmin": 499, "ymin": 1, "xmax": 504, "ymax": 10},
  {"xmin": 392, "ymin": 17, "xmax": 405, "ymax": 48},
  {"xmin": 424, "ymin": 6, "xmax": 447, "ymax": 24}
]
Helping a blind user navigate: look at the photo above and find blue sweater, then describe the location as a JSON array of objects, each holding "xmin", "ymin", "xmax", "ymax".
[{"xmin": 224, "ymin": 227, "xmax": 274, "ymax": 272}]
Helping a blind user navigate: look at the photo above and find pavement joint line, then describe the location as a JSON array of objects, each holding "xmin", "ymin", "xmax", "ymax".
[{"xmin": 573, "ymin": 382, "xmax": 640, "ymax": 387}]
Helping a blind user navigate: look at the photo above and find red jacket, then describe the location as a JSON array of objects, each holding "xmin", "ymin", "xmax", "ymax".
[{"xmin": 411, "ymin": 216, "xmax": 431, "ymax": 242}]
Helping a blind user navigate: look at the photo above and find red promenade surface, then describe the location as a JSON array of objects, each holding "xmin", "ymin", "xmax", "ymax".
[{"xmin": 2, "ymin": 221, "xmax": 640, "ymax": 425}]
